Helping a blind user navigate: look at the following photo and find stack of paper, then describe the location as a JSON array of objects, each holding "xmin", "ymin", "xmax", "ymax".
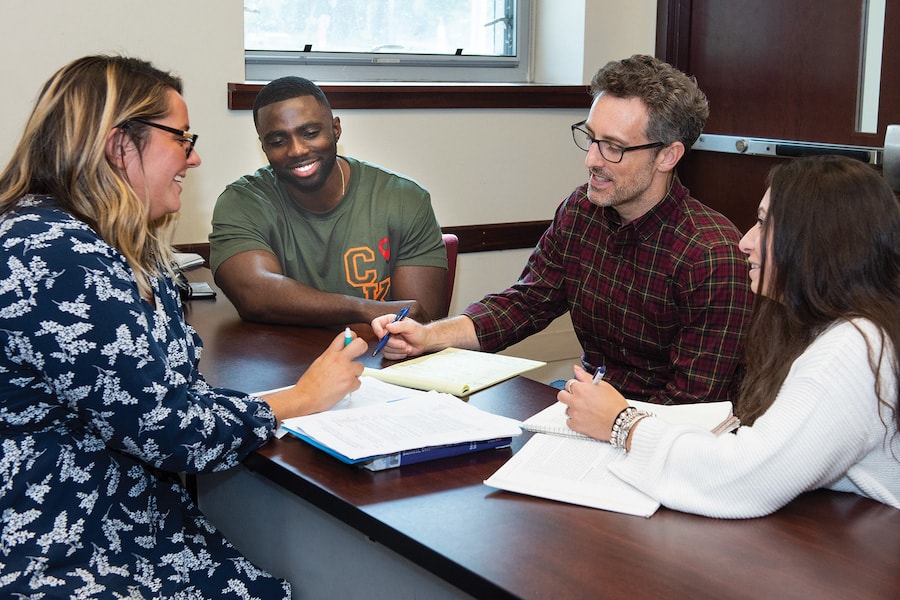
[
  {"xmin": 280, "ymin": 377, "xmax": 522, "ymax": 471},
  {"xmin": 173, "ymin": 252, "xmax": 205, "ymax": 270}
]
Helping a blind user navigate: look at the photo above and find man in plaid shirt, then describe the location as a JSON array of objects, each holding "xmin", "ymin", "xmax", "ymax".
[{"xmin": 372, "ymin": 55, "xmax": 752, "ymax": 406}]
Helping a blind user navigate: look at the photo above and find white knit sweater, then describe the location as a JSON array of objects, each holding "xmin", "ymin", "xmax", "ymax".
[{"xmin": 609, "ymin": 319, "xmax": 900, "ymax": 518}]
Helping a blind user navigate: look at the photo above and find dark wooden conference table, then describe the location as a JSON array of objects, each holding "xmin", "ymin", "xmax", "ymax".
[{"xmin": 184, "ymin": 270, "xmax": 900, "ymax": 599}]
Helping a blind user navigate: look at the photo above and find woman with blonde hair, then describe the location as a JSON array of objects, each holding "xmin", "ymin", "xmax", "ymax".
[
  {"xmin": 561, "ymin": 155, "xmax": 899, "ymax": 518},
  {"xmin": 0, "ymin": 55, "xmax": 365, "ymax": 597}
]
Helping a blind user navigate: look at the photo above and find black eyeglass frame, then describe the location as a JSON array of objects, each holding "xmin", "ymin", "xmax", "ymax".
[
  {"xmin": 127, "ymin": 118, "xmax": 198, "ymax": 158},
  {"xmin": 570, "ymin": 120, "xmax": 664, "ymax": 163}
]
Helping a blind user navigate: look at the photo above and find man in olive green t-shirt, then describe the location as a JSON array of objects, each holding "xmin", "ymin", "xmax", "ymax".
[{"xmin": 210, "ymin": 76, "xmax": 447, "ymax": 327}]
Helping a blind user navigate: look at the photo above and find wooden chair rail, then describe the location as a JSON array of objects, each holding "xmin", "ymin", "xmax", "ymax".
[{"xmin": 175, "ymin": 220, "xmax": 551, "ymax": 268}]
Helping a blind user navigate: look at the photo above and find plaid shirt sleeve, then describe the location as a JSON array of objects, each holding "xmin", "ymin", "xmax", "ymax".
[{"xmin": 463, "ymin": 196, "xmax": 576, "ymax": 352}]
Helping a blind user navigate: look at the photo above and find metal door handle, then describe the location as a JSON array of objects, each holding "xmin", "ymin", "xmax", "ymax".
[{"xmin": 884, "ymin": 124, "xmax": 900, "ymax": 192}]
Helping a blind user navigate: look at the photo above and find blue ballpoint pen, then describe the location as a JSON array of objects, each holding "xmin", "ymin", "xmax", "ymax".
[
  {"xmin": 372, "ymin": 306, "xmax": 411, "ymax": 356},
  {"xmin": 592, "ymin": 365, "xmax": 607, "ymax": 384}
]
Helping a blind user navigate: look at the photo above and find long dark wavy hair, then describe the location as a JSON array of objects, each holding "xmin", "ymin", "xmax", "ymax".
[{"xmin": 736, "ymin": 155, "xmax": 900, "ymax": 436}]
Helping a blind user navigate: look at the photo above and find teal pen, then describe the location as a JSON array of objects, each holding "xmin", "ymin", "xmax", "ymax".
[{"xmin": 343, "ymin": 327, "xmax": 354, "ymax": 401}]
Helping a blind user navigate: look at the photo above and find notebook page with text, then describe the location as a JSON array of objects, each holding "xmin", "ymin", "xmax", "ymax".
[{"xmin": 484, "ymin": 433, "xmax": 660, "ymax": 517}]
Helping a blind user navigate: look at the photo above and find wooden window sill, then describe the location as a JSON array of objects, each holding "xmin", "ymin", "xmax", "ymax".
[{"xmin": 228, "ymin": 82, "xmax": 590, "ymax": 110}]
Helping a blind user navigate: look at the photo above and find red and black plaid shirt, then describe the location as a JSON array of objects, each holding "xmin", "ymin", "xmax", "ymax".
[{"xmin": 464, "ymin": 177, "xmax": 753, "ymax": 405}]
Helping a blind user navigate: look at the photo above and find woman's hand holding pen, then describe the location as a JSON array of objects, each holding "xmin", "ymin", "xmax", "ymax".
[
  {"xmin": 558, "ymin": 364, "xmax": 629, "ymax": 441},
  {"xmin": 262, "ymin": 331, "xmax": 367, "ymax": 426}
]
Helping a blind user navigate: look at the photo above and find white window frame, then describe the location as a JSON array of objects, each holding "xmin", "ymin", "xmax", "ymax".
[{"xmin": 245, "ymin": 0, "xmax": 533, "ymax": 83}]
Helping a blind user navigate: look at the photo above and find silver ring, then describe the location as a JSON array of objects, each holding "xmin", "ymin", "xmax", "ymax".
[{"xmin": 565, "ymin": 379, "xmax": 574, "ymax": 394}]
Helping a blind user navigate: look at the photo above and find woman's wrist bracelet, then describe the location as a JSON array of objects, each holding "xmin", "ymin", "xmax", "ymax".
[
  {"xmin": 610, "ymin": 406, "xmax": 636, "ymax": 447},
  {"xmin": 610, "ymin": 407, "xmax": 653, "ymax": 451}
]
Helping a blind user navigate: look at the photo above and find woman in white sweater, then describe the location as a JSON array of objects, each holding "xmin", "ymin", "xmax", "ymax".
[{"xmin": 560, "ymin": 155, "xmax": 900, "ymax": 518}]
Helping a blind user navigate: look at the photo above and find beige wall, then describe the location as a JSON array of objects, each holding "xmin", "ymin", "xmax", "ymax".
[{"xmin": 0, "ymin": 0, "xmax": 656, "ymax": 382}]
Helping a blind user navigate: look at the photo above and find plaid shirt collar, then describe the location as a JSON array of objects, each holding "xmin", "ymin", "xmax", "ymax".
[{"xmin": 596, "ymin": 173, "xmax": 689, "ymax": 244}]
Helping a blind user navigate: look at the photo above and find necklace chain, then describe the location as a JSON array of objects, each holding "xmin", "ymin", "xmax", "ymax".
[{"xmin": 337, "ymin": 158, "xmax": 346, "ymax": 198}]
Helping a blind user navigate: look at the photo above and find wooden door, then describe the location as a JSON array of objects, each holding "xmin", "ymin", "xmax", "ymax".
[{"xmin": 657, "ymin": 0, "xmax": 900, "ymax": 231}]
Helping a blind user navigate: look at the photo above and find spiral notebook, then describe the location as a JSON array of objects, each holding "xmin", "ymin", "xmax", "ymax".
[{"xmin": 521, "ymin": 399, "xmax": 739, "ymax": 439}]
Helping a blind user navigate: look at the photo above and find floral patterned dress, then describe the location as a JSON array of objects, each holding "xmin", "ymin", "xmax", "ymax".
[{"xmin": 0, "ymin": 196, "xmax": 290, "ymax": 598}]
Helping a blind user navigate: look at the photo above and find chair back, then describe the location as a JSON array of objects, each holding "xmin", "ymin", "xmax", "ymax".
[{"xmin": 442, "ymin": 233, "xmax": 459, "ymax": 315}]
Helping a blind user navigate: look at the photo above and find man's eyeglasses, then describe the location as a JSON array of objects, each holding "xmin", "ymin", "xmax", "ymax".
[
  {"xmin": 570, "ymin": 120, "xmax": 663, "ymax": 163},
  {"xmin": 128, "ymin": 118, "xmax": 198, "ymax": 158}
]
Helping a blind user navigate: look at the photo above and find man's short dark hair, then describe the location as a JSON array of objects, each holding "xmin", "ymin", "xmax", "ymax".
[
  {"xmin": 252, "ymin": 76, "xmax": 331, "ymax": 129},
  {"xmin": 590, "ymin": 54, "xmax": 709, "ymax": 152}
]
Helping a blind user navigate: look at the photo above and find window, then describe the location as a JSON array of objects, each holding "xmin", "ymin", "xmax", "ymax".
[{"xmin": 244, "ymin": 0, "xmax": 531, "ymax": 83}]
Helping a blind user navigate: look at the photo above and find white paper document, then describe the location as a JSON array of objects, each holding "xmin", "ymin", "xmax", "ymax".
[
  {"xmin": 280, "ymin": 377, "xmax": 522, "ymax": 461},
  {"xmin": 484, "ymin": 433, "xmax": 660, "ymax": 517}
]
